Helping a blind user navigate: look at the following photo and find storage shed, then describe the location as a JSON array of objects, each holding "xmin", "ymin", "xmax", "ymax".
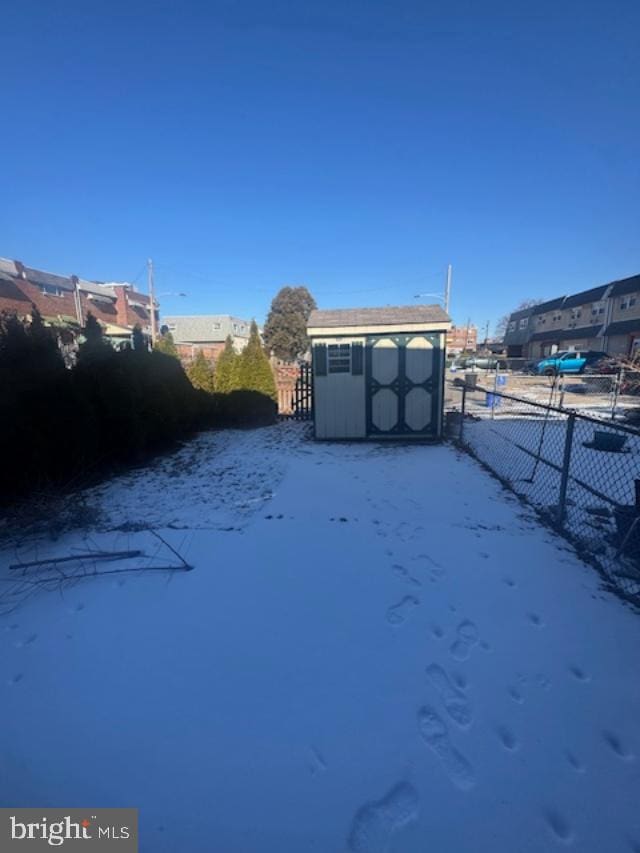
[{"xmin": 307, "ymin": 304, "xmax": 451, "ymax": 440}]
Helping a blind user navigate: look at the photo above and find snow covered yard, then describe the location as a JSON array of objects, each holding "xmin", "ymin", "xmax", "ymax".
[{"xmin": 1, "ymin": 423, "xmax": 639, "ymax": 852}]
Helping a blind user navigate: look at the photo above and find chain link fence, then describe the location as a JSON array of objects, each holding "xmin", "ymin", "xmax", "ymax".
[{"xmin": 446, "ymin": 381, "xmax": 640, "ymax": 603}]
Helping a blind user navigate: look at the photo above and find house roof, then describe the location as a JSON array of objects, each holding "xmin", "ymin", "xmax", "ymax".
[
  {"xmin": 561, "ymin": 325, "xmax": 603, "ymax": 340},
  {"xmin": 604, "ymin": 318, "xmax": 640, "ymax": 337},
  {"xmin": 77, "ymin": 278, "xmax": 116, "ymax": 299},
  {"xmin": 563, "ymin": 285, "xmax": 609, "ymax": 308},
  {"xmin": 532, "ymin": 297, "xmax": 566, "ymax": 315},
  {"xmin": 529, "ymin": 329, "xmax": 564, "ymax": 342},
  {"xmin": 307, "ymin": 304, "xmax": 450, "ymax": 328},
  {"xmin": 22, "ymin": 266, "xmax": 74, "ymax": 292},
  {"xmin": 163, "ymin": 315, "xmax": 252, "ymax": 343},
  {"xmin": 607, "ymin": 275, "xmax": 640, "ymax": 298}
]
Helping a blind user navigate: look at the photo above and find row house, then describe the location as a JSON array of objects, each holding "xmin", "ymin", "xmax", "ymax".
[
  {"xmin": 503, "ymin": 274, "xmax": 640, "ymax": 361},
  {"xmin": 162, "ymin": 315, "xmax": 253, "ymax": 362},
  {"xmin": 0, "ymin": 257, "xmax": 158, "ymax": 345}
]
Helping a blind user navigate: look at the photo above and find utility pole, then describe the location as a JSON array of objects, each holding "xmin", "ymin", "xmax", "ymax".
[
  {"xmin": 484, "ymin": 320, "xmax": 490, "ymax": 346},
  {"xmin": 444, "ymin": 264, "xmax": 452, "ymax": 315},
  {"xmin": 147, "ymin": 258, "xmax": 157, "ymax": 343}
]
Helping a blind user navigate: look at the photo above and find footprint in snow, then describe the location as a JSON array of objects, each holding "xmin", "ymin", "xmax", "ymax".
[
  {"xmin": 391, "ymin": 564, "xmax": 422, "ymax": 587},
  {"xmin": 386, "ymin": 596, "xmax": 419, "ymax": 626},
  {"xmin": 431, "ymin": 625, "xmax": 444, "ymax": 639},
  {"xmin": 347, "ymin": 781, "xmax": 418, "ymax": 852},
  {"xmin": 417, "ymin": 705, "xmax": 476, "ymax": 791},
  {"xmin": 497, "ymin": 725, "xmax": 519, "ymax": 752},
  {"xmin": 15, "ymin": 633, "xmax": 37, "ymax": 649},
  {"xmin": 543, "ymin": 809, "xmax": 573, "ymax": 844},
  {"xmin": 527, "ymin": 612, "xmax": 545, "ymax": 627},
  {"xmin": 565, "ymin": 751, "xmax": 585, "ymax": 773},
  {"xmin": 568, "ymin": 665, "xmax": 590, "ymax": 682},
  {"xmin": 308, "ymin": 746, "xmax": 327, "ymax": 776},
  {"xmin": 450, "ymin": 620, "xmax": 479, "ymax": 661},
  {"xmin": 508, "ymin": 685, "xmax": 524, "ymax": 704},
  {"xmin": 8, "ymin": 673, "xmax": 23, "ymax": 686},
  {"xmin": 425, "ymin": 663, "xmax": 473, "ymax": 728},
  {"xmin": 603, "ymin": 731, "xmax": 634, "ymax": 761}
]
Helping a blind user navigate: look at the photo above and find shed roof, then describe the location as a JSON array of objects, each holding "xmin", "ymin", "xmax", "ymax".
[{"xmin": 308, "ymin": 304, "xmax": 450, "ymax": 329}]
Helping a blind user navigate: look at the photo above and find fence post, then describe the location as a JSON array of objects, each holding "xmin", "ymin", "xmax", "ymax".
[
  {"xmin": 557, "ymin": 412, "xmax": 576, "ymax": 528},
  {"xmin": 459, "ymin": 385, "xmax": 467, "ymax": 442},
  {"xmin": 611, "ymin": 368, "xmax": 623, "ymax": 420}
]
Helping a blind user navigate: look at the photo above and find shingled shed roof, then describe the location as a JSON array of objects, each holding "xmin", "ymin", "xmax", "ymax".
[{"xmin": 308, "ymin": 304, "xmax": 450, "ymax": 328}]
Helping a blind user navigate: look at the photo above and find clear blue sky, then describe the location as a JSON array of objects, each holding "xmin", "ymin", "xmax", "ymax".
[{"xmin": 1, "ymin": 0, "xmax": 638, "ymax": 332}]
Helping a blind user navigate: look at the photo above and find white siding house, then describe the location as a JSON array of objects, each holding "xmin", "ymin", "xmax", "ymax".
[{"xmin": 307, "ymin": 305, "xmax": 451, "ymax": 441}]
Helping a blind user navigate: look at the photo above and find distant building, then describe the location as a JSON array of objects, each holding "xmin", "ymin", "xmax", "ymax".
[
  {"xmin": 502, "ymin": 274, "xmax": 640, "ymax": 360},
  {"xmin": 162, "ymin": 314, "xmax": 253, "ymax": 361},
  {"xmin": 446, "ymin": 324, "xmax": 477, "ymax": 354},
  {"xmin": 0, "ymin": 256, "xmax": 157, "ymax": 345}
]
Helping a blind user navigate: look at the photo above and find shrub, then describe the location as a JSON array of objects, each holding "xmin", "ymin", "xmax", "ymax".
[
  {"xmin": 187, "ymin": 349, "xmax": 216, "ymax": 392},
  {"xmin": 214, "ymin": 335, "xmax": 239, "ymax": 393},
  {"xmin": 0, "ymin": 314, "xmax": 278, "ymax": 506},
  {"xmin": 235, "ymin": 320, "xmax": 277, "ymax": 400}
]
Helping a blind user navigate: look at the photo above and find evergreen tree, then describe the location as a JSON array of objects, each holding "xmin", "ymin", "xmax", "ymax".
[
  {"xmin": 187, "ymin": 349, "xmax": 216, "ymax": 393},
  {"xmin": 214, "ymin": 335, "xmax": 239, "ymax": 393},
  {"xmin": 236, "ymin": 321, "xmax": 277, "ymax": 400},
  {"xmin": 154, "ymin": 329, "xmax": 179, "ymax": 358},
  {"xmin": 263, "ymin": 285, "xmax": 316, "ymax": 362},
  {"xmin": 78, "ymin": 312, "xmax": 112, "ymax": 363},
  {"xmin": 132, "ymin": 324, "xmax": 147, "ymax": 352}
]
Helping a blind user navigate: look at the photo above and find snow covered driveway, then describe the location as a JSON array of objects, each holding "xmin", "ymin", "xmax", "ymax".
[{"xmin": 1, "ymin": 424, "xmax": 639, "ymax": 852}]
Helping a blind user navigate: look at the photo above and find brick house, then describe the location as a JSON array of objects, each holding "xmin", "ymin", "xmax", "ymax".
[
  {"xmin": 0, "ymin": 257, "xmax": 158, "ymax": 344},
  {"xmin": 446, "ymin": 324, "xmax": 478, "ymax": 354}
]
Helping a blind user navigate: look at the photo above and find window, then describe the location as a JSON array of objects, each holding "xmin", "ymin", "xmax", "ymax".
[
  {"xmin": 507, "ymin": 321, "xmax": 516, "ymax": 333},
  {"xmin": 328, "ymin": 343, "xmax": 351, "ymax": 373},
  {"xmin": 213, "ymin": 322, "xmax": 221, "ymax": 329},
  {"xmin": 519, "ymin": 317, "xmax": 528, "ymax": 329},
  {"xmin": 40, "ymin": 284, "xmax": 64, "ymax": 297}
]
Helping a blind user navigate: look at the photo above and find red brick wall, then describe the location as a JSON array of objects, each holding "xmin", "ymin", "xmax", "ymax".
[
  {"xmin": 0, "ymin": 275, "xmax": 152, "ymax": 331},
  {"xmin": 176, "ymin": 342, "xmax": 225, "ymax": 363}
]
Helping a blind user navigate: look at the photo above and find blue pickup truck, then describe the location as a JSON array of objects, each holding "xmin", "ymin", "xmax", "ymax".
[{"xmin": 535, "ymin": 350, "xmax": 608, "ymax": 376}]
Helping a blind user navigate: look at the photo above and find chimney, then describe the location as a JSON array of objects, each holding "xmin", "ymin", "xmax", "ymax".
[
  {"xmin": 14, "ymin": 260, "xmax": 27, "ymax": 279},
  {"xmin": 114, "ymin": 285, "xmax": 129, "ymax": 327}
]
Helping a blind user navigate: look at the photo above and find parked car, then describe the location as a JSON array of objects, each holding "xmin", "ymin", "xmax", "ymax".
[
  {"xmin": 450, "ymin": 356, "xmax": 506, "ymax": 371},
  {"xmin": 535, "ymin": 350, "xmax": 608, "ymax": 376}
]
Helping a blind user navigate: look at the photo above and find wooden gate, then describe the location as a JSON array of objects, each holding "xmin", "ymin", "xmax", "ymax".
[
  {"xmin": 365, "ymin": 333, "xmax": 442, "ymax": 437},
  {"xmin": 278, "ymin": 363, "xmax": 313, "ymax": 420},
  {"xmin": 292, "ymin": 362, "xmax": 313, "ymax": 421}
]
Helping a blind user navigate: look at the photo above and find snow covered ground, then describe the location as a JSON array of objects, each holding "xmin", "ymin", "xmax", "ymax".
[{"xmin": 1, "ymin": 423, "xmax": 639, "ymax": 852}]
